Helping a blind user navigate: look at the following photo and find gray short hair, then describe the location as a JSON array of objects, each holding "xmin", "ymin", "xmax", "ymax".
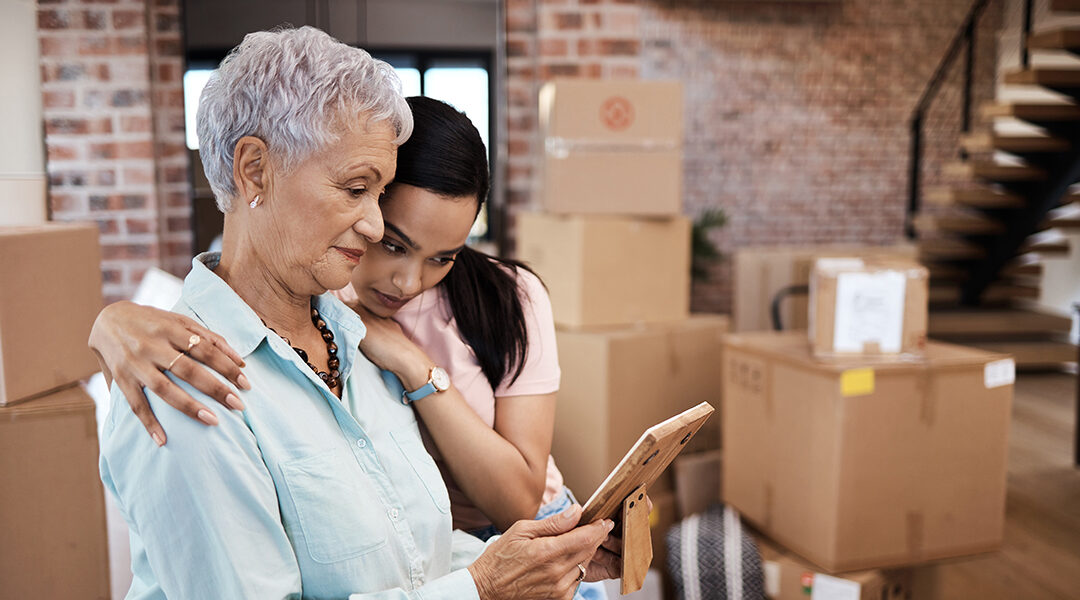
[{"xmin": 196, "ymin": 26, "xmax": 413, "ymax": 212}]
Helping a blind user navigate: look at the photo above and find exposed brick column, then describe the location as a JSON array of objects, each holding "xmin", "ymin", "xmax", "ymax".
[{"xmin": 37, "ymin": 0, "xmax": 191, "ymax": 303}]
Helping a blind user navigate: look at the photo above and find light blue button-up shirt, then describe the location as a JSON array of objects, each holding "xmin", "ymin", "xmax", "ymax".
[{"xmin": 100, "ymin": 253, "xmax": 487, "ymax": 599}]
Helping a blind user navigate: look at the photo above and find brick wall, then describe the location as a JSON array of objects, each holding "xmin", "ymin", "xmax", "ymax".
[
  {"xmin": 38, "ymin": 0, "xmax": 191, "ymax": 304},
  {"xmin": 504, "ymin": 0, "xmax": 1000, "ymax": 313}
]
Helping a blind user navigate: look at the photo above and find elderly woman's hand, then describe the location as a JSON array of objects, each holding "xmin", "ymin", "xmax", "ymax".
[
  {"xmin": 467, "ymin": 504, "xmax": 615, "ymax": 600},
  {"xmin": 88, "ymin": 301, "xmax": 250, "ymax": 445}
]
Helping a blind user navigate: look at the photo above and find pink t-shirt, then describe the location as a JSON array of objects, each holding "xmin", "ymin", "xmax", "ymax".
[{"xmin": 337, "ymin": 268, "xmax": 566, "ymax": 531}]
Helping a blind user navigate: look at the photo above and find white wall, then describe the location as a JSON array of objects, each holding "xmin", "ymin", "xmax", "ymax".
[{"xmin": 0, "ymin": 0, "xmax": 47, "ymax": 225}]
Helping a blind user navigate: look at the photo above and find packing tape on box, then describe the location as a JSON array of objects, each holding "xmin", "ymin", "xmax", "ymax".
[{"xmin": 544, "ymin": 137, "xmax": 680, "ymax": 159}]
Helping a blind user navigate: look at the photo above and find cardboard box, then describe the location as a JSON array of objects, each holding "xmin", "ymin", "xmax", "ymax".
[
  {"xmin": 757, "ymin": 536, "xmax": 911, "ymax": 600},
  {"xmin": 552, "ymin": 315, "xmax": 727, "ymax": 499},
  {"xmin": 0, "ymin": 223, "xmax": 103, "ymax": 405},
  {"xmin": 0, "ymin": 385, "xmax": 111, "ymax": 598},
  {"xmin": 809, "ymin": 257, "xmax": 928, "ymax": 357},
  {"xmin": 517, "ymin": 213, "xmax": 691, "ymax": 329},
  {"xmin": 732, "ymin": 245, "xmax": 917, "ymax": 333},
  {"xmin": 722, "ymin": 332, "xmax": 1013, "ymax": 572},
  {"xmin": 673, "ymin": 450, "xmax": 723, "ymax": 519},
  {"xmin": 537, "ymin": 79, "xmax": 683, "ymax": 216}
]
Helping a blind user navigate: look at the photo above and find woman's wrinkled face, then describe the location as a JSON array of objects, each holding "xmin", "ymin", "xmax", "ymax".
[
  {"xmin": 350, "ymin": 183, "xmax": 478, "ymax": 318},
  {"xmin": 261, "ymin": 119, "xmax": 397, "ymax": 294}
]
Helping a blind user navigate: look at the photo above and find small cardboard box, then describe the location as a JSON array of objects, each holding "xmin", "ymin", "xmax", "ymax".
[
  {"xmin": 732, "ymin": 245, "xmax": 917, "ymax": 333},
  {"xmin": 537, "ymin": 79, "xmax": 683, "ymax": 216},
  {"xmin": 517, "ymin": 213, "xmax": 691, "ymax": 329},
  {"xmin": 552, "ymin": 315, "xmax": 727, "ymax": 499},
  {"xmin": 757, "ymin": 536, "xmax": 911, "ymax": 600},
  {"xmin": 0, "ymin": 384, "xmax": 111, "ymax": 598},
  {"xmin": 809, "ymin": 257, "xmax": 928, "ymax": 358},
  {"xmin": 722, "ymin": 332, "xmax": 1013, "ymax": 573},
  {"xmin": 0, "ymin": 223, "xmax": 104, "ymax": 405},
  {"xmin": 673, "ymin": 449, "xmax": 723, "ymax": 519}
]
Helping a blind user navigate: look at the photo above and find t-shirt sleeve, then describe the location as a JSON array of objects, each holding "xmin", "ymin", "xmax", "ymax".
[{"xmin": 495, "ymin": 268, "xmax": 561, "ymax": 397}]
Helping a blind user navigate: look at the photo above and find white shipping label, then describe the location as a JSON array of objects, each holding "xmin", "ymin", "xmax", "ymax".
[
  {"xmin": 811, "ymin": 573, "xmax": 862, "ymax": 600},
  {"xmin": 984, "ymin": 359, "xmax": 1016, "ymax": 389},
  {"xmin": 832, "ymin": 271, "xmax": 906, "ymax": 353},
  {"xmin": 763, "ymin": 561, "xmax": 781, "ymax": 597}
]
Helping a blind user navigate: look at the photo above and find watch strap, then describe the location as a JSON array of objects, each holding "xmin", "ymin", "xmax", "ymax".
[{"xmin": 403, "ymin": 381, "xmax": 438, "ymax": 404}]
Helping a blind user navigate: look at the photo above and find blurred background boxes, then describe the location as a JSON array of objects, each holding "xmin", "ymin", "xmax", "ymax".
[
  {"xmin": 0, "ymin": 224, "xmax": 103, "ymax": 406},
  {"xmin": 757, "ymin": 535, "xmax": 911, "ymax": 600},
  {"xmin": 733, "ymin": 245, "xmax": 917, "ymax": 333},
  {"xmin": 809, "ymin": 257, "xmax": 929, "ymax": 358},
  {"xmin": 537, "ymin": 80, "xmax": 682, "ymax": 216},
  {"xmin": 517, "ymin": 213, "xmax": 691, "ymax": 329},
  {"xmin": 552, "ymin": 315, "xmax": 727, "ymax": 500},
  {"xmin": 0, "ymin": 384, "xmax": 111, "ymax": 598},
  {"xmin": 722, "ymin": 331, "xmax": 1013, "ymax": 573},
  {"xmin": 672, "ymin": 449, "xmax": 722, "ymax": 519}
]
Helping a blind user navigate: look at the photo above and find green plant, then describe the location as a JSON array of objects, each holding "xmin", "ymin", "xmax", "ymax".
[{"xmin": 691, "ymin": 207, "xmax": 726, "ymax": 282}]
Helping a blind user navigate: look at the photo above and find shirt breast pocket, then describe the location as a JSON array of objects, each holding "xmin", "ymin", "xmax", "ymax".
[
  {"xmin": 280, "ymin": 449, "xmax": 388, "ymax": 564},
  {"xmin": 390, "ymin": 429, "xmax": 452, "ymax": 514}
]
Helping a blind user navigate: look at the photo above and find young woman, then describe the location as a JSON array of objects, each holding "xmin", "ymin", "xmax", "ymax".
[{"xmin": 92, "ymin": 95, "xmax": 609, "ymax": 599}]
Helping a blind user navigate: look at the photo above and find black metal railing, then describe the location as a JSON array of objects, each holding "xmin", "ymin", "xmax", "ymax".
[{"xmin": 904, "ymin": 0, "xmax": 997, "ymax": 239}]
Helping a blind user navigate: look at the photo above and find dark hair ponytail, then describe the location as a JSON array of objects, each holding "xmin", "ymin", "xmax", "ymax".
[{"xmin": 395, "ymin": 96, "xmax": 539, "ymax": 389}]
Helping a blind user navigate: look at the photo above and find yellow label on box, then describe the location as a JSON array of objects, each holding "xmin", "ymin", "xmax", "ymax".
[
  {"xmin": 649, "ymin": 506, "xmax": 659, "ymax": 528},
  {"xmin": 840, "ymin": 368, "xmax": 875, "ymax": 397}
]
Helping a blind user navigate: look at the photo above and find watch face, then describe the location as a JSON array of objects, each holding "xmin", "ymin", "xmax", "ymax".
[{"xmin": 430, "ymin": 366, "xmax": 450, "ymax": 391}]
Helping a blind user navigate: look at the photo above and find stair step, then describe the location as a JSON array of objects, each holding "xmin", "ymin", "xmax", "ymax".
[
  {"xmin": 1027, "ymin": 27, "xmax": 1080, "ymax": 52},
  {"xmin": 928, "ymin": 308, "xmax": 1072, "ymax": 336},
  {"xmin": 1020, "ymin": 236, "xmax": 1071, "ymax": 255},
  {"xmin": 913, "ymin": 213, "xmax": 1006, "ymax": 235},
  {"xmin": 944, "ymin": 160, "xmax": 1047, "ymax": 182},
  {"xmin": 1002, "ymin": 258, "xmax": 1044, "ymax": 277},
  {"xmin": 960, "ymin": 132, "xmax": 1069, "ymax": 153},
  {"xmin": 925, "ymin": 187, "xmax": 1025, "ymax": 208},
  {"xmin": 981, "ymin": 102, "xmax": 1080, "ymax": 122},
  {"xmin": 919, "ymin": 239, "xmax": 985, "ymax": 259},
  {"xmin": 1048, "ymin": 205, "xmax": 1080, "ymax": 228},
  {"xmin": 966, "ymin": 340, "xmax": 1077, "ymax": 368},
  {"xmin": 1050, "ymin": 0, "xmax": 1080, "ymax": 12},
  {"xmin": 1004, "ymin": 68, "xmax": 1080, "ymax": 87},
  {"xmin": 929, "ymin": 283, "xmax": 1041, "ymax": 304}
]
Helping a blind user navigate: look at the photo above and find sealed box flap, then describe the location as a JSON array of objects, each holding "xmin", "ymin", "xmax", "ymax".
[{"xmin": 539, "ymin": 79, "xmax": 683, "ymax": 145}]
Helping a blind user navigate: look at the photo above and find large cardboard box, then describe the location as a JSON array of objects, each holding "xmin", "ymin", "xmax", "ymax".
[
  {"xmin": 517, "ymin": 213, "xmax": 691, "ymax": 328},
  {"xmin": 537, "ymin": 79, "xmax": 683, "ymax": 216},
  {"xmin": 809, "ymin": 257, "xmax": 929, "ymax": 358},
  {"xmin": 552, "ymin": 315, "xmax": 727, "ymax": 499},
  {"xmin": 0, "ymin": 385, "xmax": 111, "ymax": 598},
  {"xmin": 757, "ymin": 536, "xmax": 911, "ymax": 600},
  {"xmin": 0, "ymin": 223, "xmax": 103, "ymax": 405},
  {"xmin": 673, "ymin": 449, "xmax": 723, "ymax": 518},
  {"xmin": 732, "ymin": 245, "xmax": 917, "ymax": 333},
  {"xmin": 722, "ymin": 332, "xmax": 1013, "ymax": 572}
]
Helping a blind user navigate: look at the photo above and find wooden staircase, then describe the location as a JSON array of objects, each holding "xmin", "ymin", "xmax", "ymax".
[{"xmin": 913, "ymin": 2, "xmax": 1080, "ymax": 368}]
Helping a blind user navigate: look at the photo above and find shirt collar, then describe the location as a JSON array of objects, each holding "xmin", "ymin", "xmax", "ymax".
[{"xmin": 181, "ymin": 252, "xmax": 368, "ymax": 359}]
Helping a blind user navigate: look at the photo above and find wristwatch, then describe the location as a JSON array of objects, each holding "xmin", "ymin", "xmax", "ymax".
[{"xmin": 402, "ymin": 366, "xmax": 451, "ymax": 404}]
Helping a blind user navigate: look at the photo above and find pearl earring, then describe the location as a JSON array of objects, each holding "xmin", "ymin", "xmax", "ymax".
[{"xmin": 249, "ymin": 195, "xmax": 261, "ymax": 209}]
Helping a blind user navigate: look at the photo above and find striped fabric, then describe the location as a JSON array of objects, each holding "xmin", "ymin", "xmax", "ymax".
[{"xmin": 665, "ymin": 504, "xmax": 765, "ymax": 600}]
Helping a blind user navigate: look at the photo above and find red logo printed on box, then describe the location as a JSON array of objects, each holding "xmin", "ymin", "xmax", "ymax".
[{"xmin": 600, "ymin": 96, "xmax": 634, "ymax": 131}]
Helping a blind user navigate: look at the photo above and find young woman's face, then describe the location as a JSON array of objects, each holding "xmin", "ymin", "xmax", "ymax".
[{"xmin": 350, "ymin": 183, "xmax": 478, "ymax": 318}]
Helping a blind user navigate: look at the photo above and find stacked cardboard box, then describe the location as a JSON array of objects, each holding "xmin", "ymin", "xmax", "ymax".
[
  {"xmin": 0, "ymin": 224, "xmax": 110, "ymax": 597},
  {"xmin": 722, "ymin": 331, "xmax": 1013, "ymax": 573},
  {"xmin": 519, "ymin": 81, "xmax": 725, "ymax": 595}
]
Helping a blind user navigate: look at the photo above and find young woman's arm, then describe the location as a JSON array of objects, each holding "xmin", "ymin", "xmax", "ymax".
[
  {"xmin": 88, "ymin": 302, "xmax": 250, "ymax": 444},
  {"xmin": 355, "ymin": 309, "xmax": 552, "ymax": 531}
]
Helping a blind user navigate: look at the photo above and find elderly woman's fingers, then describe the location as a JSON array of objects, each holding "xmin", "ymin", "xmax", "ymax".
[
  {"xmin": 584, "ymin": 547, "xmax": 621, "ymax": 582},
  {"xmin": 600, "ymin": 530, "xmax": 622, "ymax": 555},
  {"xmin": 117, "ymin": 375, "xmax": 167, "ymax": 446}
]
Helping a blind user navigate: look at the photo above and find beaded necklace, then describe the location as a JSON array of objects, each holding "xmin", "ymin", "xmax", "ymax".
[{"xmin": 264, "ymin": 304, "xmax": 341, "ymax": 390}]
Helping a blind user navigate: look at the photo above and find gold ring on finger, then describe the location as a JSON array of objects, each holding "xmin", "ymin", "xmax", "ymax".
[
  {"xmin": 576, "ymin": 563, "xmax": 586, "ymax": 583},
  {"xmin": 167, "ymin": 351, "xmax": 185, "ymax": 371},
  {"xmin": 186, "ymin": 334, "xmax": 201, "ymax": 352}
]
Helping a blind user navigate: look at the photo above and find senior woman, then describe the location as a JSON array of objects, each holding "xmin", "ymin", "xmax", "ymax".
[{"xmin": 99, "ymin": 27, "xmax": 615, "ymax": 599}]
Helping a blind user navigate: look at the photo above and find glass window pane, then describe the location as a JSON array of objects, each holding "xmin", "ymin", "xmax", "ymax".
[
  {"xmin": 394, "ymin": 68, "xmax": 421, "ymax": 98},
  {"xmin": 183, "ymin": 69, "xmax": 214, "ymax": 150},
  {"xmin": 423, "ymin": 67, "xmax": 489, "ymax": 151}
]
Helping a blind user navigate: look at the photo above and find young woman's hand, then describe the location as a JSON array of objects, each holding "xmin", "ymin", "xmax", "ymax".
[
  {"xmin": 352, "ymin": 303, "xmax": 435, "ymax": 392},
  {"xmin": 468, "ymin": 504, "xmax": 618, "ymax": 600},
  {"xmin": 88, "ymin": 301, "xmax": 250, "ymax": 445}
]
